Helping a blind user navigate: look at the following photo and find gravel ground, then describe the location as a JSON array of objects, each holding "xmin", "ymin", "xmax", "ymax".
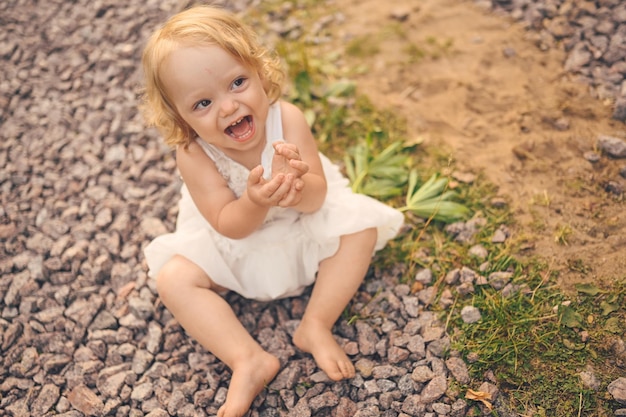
[{"xmin": 1, "ymin": 1, "xmax": 625, "ymax": 417}]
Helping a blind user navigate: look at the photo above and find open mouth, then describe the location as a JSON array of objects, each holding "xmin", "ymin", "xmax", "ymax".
[{"xmin": 225, "ymin": 115, "xmax": 254, "ymax": 141}]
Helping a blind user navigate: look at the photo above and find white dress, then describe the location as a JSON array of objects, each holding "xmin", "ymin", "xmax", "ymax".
[{"xmin": 144, "ymin": 102, "xmax": 404, "ymax": 301}]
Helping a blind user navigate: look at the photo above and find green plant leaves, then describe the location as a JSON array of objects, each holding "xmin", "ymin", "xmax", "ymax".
[
  {"xmin": 605, "ymin": 317, "xmax": 622, "ymax": 333},
  {"xmin": 344, "ymin": 138, "xmax": 470, "ymax": 221},
  {"xmin": 344, "ymin": 140, "xmax": 410, "ymax": 199},
  {"xmin": 562, "ymin": 338, "xmax": 585, "ymax": 351},
  {"xmin": 400, "ymin": 170, "xmax": 469, "ymax": 223},
  {"xmin": 559, "ymin": 304, "xmax": 583, "ymax": 328},
  {"xmin": 575, "ymin": 283, "xmax": 603, "ymax": 295},
  {"xmin": 600, "ymin": 300, "xmax": 620, "ymax": 316},
  {"xmin": 572, "ymin": 284, "xmax": 622, "ymax": 333}
]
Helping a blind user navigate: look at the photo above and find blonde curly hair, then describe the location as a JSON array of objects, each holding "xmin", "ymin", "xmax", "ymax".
[{"xmin": 141, "ymin": 5, "xmax": 285, "ymax": 147}]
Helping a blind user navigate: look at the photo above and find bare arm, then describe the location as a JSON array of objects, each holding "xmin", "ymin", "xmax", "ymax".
[{"xmin": 177, "ymin": 142, "xmax": 293, "ymax": 239}]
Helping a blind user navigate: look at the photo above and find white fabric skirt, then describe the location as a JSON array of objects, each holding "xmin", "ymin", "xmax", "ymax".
[{"xmin": 144, "ymin": 154, "xmax": 404, "ymax": 301}]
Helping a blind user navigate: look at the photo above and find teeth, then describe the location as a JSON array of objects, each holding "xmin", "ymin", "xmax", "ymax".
[{"xmin": 231, "ymin": 117, "xmax": 244, "ymax": 126}]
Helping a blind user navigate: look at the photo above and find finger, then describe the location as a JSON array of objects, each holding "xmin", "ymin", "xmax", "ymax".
[
  {"xmin": 268, "ymin": 175, "xmax": 300, "ymax": 206},
  {"xmin": 271, "ymin": 174, "xmax": 293, "ymax": 200},
  {"xmin": 278, "ymin": 193, "xmax": 294, "ymax": 207},
  {"xmin": 274, "ymin": 142, "xmax": 300, "ymax": 160},
  {"xmin": 262, "ymin": 173, "xmax": 285, "ymax": 197},
  {"xmin": 293, "ymin": 178, "xmax": 305, "ymax": 191},
  {"xmin": 278, "ymin": 183, "xmax": 301, "ymax": 207},
  {"xmin": 289, "ymin": 159, "xmax": 309, "ymax": 175},
  {"xmin": 273, "ymin": 141, "xmax": 294, "ymax": 152},
  {"xmin": 248, "ymin": 165, "xmax": 264, "ymax": 185}
]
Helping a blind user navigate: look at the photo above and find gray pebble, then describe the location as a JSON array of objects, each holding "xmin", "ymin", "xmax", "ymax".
[
  {"xmin": 597, "ymin": 134, "xmax": 626, "ymax": 158},
  {"xmin": 461, "ymin": 305, "xmax": 482, "ymax": 323}
]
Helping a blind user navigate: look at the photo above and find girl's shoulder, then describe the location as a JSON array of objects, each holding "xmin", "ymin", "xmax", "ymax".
[
  {"xmin": 175, "ymin": 141, "xmax": 228, "ymax": 193},
  {"xmin": 278, "ymin": 101, "xmax": 310, "ymax": 140},
  {"xmin": 175, "ymin": 140, "xmax": 203, "ymax": 161},
  {"xmin": 175, "ymin": 141, "xmax": 216, "ymax": 172},
  {"xmin": 278, "ymin": 100, "xmax": 305, "ymax": 119}
]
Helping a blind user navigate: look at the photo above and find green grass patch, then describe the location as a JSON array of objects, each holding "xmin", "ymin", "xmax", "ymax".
[{"xmin": 449, "ymin": 261, "xmax": 625, "ymax": 416}]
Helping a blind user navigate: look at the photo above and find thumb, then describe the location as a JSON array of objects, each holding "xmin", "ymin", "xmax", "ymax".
[{"xmin": 248, "ymin": 165, "xmax": 264, "ymax": 185}]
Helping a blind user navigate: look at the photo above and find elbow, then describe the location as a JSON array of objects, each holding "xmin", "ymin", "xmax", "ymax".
[
  {"xmin": 315, "ymin": 181, "xmax": 328, "ymax": 210},
  {"xmin": 215, "ymin": 223, "xmax": 253, "ymax": 240},
  {"xmin": 224, "ymin": 230, "xmax": 252, "ymax": 240},
  {"xmin": 203, "ymin": 211, "xmax": 254, "ymax": 240}
]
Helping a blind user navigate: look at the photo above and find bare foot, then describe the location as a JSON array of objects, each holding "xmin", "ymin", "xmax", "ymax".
[
  {"xmin": 293, "ymin": 318, "xmax": 355, "ymax": 381},
  {"xmin": 217, "ymin": 350, "xmax": 280, "ymax": 417}
]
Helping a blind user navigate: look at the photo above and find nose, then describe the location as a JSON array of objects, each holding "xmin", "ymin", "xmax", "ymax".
[{"xmin": 219, "ymin": 98, "xmax": 239, "ymax": 118}]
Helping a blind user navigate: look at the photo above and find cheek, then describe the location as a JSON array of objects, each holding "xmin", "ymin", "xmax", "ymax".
[{"xmin": 259, "ymin": 77, "xmax": 272, "ymax": 96}]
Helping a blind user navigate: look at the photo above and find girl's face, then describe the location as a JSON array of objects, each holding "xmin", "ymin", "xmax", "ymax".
[{"xmin": 161, "ymin": 44, "xmax": 270, "ymax": 158}]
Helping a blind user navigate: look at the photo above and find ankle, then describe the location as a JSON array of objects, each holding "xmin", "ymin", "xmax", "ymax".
[
  {"xmin": 299, "ymin": 316, "xmax": 333, "ymax": 332},
  {"xmin": 230, "ymin": 347, "xmax": 274, "ymax": 369}
]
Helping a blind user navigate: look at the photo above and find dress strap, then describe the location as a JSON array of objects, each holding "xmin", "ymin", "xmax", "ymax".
[
  {"xmin": 261, "ymin": 102, "xmax": 284, "ymax": 179},
  {"xmin": 266, "ymin": 102, "xmax": 284, "ymax": 143},
  {"xmin": 195, "ymin": 140, "xmax": 222, "ymax": 162}
]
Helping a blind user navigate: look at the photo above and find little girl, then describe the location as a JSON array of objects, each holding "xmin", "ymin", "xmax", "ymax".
[{"xmin": 141, "ymin": 5, "xmax": 404, "ymax": 417}]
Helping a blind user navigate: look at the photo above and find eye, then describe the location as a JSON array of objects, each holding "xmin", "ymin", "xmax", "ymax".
[
  {"xmin": 232, "ymin": 77, "xmax": 246, "ymax": 89},
  {"xmin": 194, "ymin": 99, "xmax": 211, "ymax": 110}
]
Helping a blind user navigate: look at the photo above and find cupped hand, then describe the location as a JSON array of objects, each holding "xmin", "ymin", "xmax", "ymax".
[
  {"xmin": 272, "ymin": 142, "xmax": 309, "ymax": 180},
  {"xmin": 246, "ymin": 165, "xmax": 294, "ymax": 207},
  {"xmin": 276, "ymin": 176, "xmax": 304, "ymax": 207},
  {"xmin": 272, "ymin": 142, "xmax": 308, "ymax": 207}
]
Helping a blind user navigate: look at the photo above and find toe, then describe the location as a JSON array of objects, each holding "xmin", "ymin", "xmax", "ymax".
[
  {"xmin": 326, "ymin": 367, "xmax": 344, "ymax": 381},
  {"xmin": 338, "ymin": 360, "xmax": 355, "ymax": 379}
]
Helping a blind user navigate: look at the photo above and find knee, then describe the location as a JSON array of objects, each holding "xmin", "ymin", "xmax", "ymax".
[
  {"xmin": 154, "ymin": 260, "xmax": 176, "ymax": 303},
  {"xmin": 154, "ymin": 255, "xmax": 193, "ymax": 303},
  {"xmin": 154, "ymin": 256, "xmax": 218, "ymax": 306}
]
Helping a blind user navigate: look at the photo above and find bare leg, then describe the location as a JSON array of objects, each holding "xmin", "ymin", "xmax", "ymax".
[
  {"xmin": 156, "ymin": 255, "xmax": 280, "ymax": 417},
  {"xmin": 293, "ymin": 228, "xmax": 377, "ymax": 380}
]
